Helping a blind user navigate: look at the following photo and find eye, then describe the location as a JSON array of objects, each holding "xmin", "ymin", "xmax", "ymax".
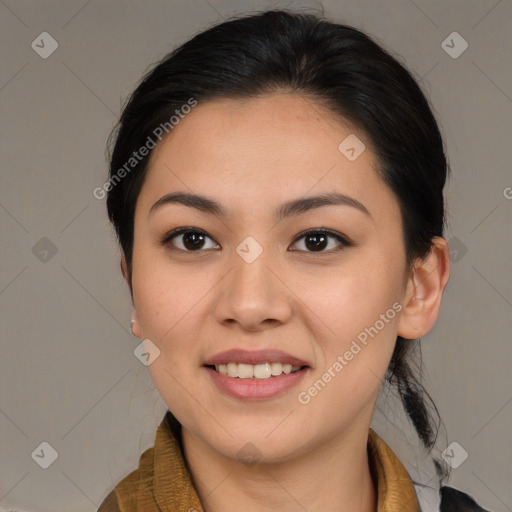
[
  {"xmin": 290, "ymin": 229, "xmax": 352, "ymax": 253},
  {"xmin": 160, "ymin": 227, "xmax": 220, "ymax": 252},
  {"xmin": 160, "ymin": 227, "xmax": 352, "ymax": 253}
]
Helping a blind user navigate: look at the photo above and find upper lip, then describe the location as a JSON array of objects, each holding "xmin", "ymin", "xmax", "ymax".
[{"xmin": 204, "ymin": 349, "xmax": 309, "ymax": 367}]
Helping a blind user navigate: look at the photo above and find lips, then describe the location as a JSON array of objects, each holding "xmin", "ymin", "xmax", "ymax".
[
  {"xmin": 203, "ymin": 348, "xmax": 310, "ymax": 400},
  {"xmin": 204, "ymin": 348, "xmax": 309, "ymax": 368}
]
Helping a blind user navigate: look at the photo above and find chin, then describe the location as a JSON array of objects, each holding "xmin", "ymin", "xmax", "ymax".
[{"xmin": 201, "ymin": 421, "xmax": 308, "ymax": 462}]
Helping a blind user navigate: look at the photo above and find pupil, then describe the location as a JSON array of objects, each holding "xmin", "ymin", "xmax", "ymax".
[
  {"xmin": 306, "ymin": 233, "xmax": 327, "ymax": 251},
  {"xmin": 184, "ymin": 232, "xmax": 204, "ymax": 250}
]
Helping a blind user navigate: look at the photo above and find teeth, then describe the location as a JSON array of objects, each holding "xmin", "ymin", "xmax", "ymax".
[
  {"xmin": 238, "ymin": 363, "xmax": 254, "ymax": 379},
  {"xmin": 270, "ymin": 362, "xmax": 282, "ymax": 376},
  {"xmin": 214, "ymin": 362, "xmax": 302, "ymax": 379},
  {"xmin": 226, "ymin": 362, "xmax": 237, "ymax": 377},
  {"xmin": 253, "ymin": 363, "xmax": 271, "ymax": 379}
]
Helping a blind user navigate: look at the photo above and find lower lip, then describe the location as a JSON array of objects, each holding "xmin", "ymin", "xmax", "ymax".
[{"xmin": 204, "ymin": 366, "xmax": 308, "ymax": 400}]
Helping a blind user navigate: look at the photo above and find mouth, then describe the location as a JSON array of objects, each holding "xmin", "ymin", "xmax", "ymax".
[{"xmin": 203, "ymin": 349, "xmax": 310, "ymax": 400}]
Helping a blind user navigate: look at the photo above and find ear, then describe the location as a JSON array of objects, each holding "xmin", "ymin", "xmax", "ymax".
[
  {"xmin": 120, "ymin": 253, "xmax": 130, "ymax": 283},
  {"xmin": 397, "ymin": 237, "xmax": 451, "ymax": 340},
  {"xmin": 130, "ymin": 308, "xmax": 143, "ymax": 338},
  {"xmin": 120, "ymin": 254, "xmax": 134, "ymax": 297},
  {"xmin": 121, "ymin": 254, "xmax": 142, "ymax": 337}
]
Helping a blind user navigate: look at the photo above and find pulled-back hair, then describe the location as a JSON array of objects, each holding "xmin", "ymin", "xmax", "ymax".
[{"xmin": 106, "ymin": 9, "xmax": 449, "ymax": 479}]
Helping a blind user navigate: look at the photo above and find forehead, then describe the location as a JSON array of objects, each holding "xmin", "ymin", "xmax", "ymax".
[
  {"xmin": 151, "ymin": 93, "xmax": 355, "ymax": 163},
  {"xmin": 137, "ymin": 93, "xmax": 399, "ymax": 222}
]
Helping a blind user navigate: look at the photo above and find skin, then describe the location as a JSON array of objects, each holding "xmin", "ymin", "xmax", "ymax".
[{"xmin": 124, "ymin": 93, "xmax": 450, "ymax": 512}]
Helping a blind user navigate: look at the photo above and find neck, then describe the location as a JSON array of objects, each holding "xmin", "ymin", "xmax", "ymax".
[{"xmin": 182, "ymin": 423, "xmax": 377, "ymax": 512}]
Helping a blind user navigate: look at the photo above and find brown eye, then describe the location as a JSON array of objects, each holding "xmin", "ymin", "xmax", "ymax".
[
  {"xmin": 160, "ymin": 227, "xmax": 351, "ymax": 254},
  {"xmin": 290, "ymin": 229, "xmax": 351, "ymax": 253},
  {"xmin": 161, "ymin": 228, "xmax": 219, "ymax": 251}
]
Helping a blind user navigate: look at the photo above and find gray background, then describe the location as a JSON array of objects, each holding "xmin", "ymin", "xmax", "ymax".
[{"xmin": 1, "ymin": 0, "xmax": 511, "ymax": 511}]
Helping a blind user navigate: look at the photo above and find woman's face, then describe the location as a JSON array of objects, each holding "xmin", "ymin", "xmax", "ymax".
[{"xmin": 130, "ymin": 93, "xmax": 410, "ymax": 462}]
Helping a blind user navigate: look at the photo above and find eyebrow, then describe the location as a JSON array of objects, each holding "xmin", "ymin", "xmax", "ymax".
[{"xmin": 149, "ymin": 191, "xmax": 370, "ymax": 221}]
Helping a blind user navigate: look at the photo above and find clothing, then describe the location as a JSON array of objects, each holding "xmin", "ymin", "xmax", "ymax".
[{"xmin": 98, "ymin": 411, "xmax": 490, "ymax": 512}]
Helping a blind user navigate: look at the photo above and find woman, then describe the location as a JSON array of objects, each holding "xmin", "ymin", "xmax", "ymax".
[{"xmin": 98, "ymin": 9, "xmax": 490, "ymax": 512}]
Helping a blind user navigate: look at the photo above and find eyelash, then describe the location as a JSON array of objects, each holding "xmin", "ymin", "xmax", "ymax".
[{"xmin": 159, "ymin": 227, "xmax": 353, "ymax": 254}]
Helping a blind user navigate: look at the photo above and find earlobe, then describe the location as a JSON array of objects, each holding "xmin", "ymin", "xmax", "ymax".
[
  {"xmin": 397, "ymin": 237, "xmax": 451, "ymax": 340},
  {"xmin": 121, "ymin": 254, "xmax": 140, "ymax": 336},
  {"xmin": 130, "ymin": 309, "xmax": 143, "ymax": 338}
]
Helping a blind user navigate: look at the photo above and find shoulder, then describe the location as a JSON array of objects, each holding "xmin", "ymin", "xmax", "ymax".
[
  {"xmin": 440, "ymin": 485, "xmax": 491, "ymax": 512},
  {"xmin": 97, "ymin": 445, "xmax": 156, "ymax": 512},
  {"xmin": 97, "ymin": 489, "xmax": 121, "ymax": 512}
]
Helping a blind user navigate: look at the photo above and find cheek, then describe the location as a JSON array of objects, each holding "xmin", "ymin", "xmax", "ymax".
[
  {"xmin": 131, "ymin": 255, "xmax": 211, "ymax": 421},
  {"xmin": 297, "ymin": 258, "xmax": 402, "ymax": 337},
  {"xmin": 296, "ymin": 277, "xmax": 400, "ymax": 419},
  {"xmin": 292, "ymin": 254, "xmax": 403, "ymax": 397},
  {"xmin": 131, "ymin": 250, "xmax": 212, "ymax": 358}
]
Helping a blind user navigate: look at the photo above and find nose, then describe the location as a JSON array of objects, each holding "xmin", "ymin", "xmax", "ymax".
[{"xmin": 213, "ymin": 244, "xmax": 293, "ymax": 332}]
